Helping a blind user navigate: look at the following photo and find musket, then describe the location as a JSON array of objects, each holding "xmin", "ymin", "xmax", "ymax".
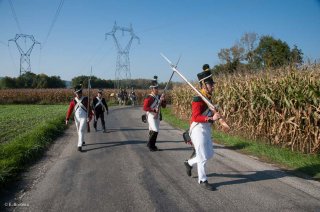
[
  {"xmin": 154, "ymin": 55, "xmax": 181, "ymax": 119},
  {"xmin": 87, "ymin": 67, "xmax": 92, "ymax": 133},
  {"xmin": 160, "ymin": 53, "xmax": 230, "ymax": 131}
]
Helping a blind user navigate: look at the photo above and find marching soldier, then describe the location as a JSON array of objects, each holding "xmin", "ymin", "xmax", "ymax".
[
  {"xmin": 130, "ymin": 87, "xmax": 136, "ymax": 106},
  {"xmin": 143, "ymin": 76, "xmax": 166, "ymax": 151},
  {"xmin": 183, "ymin": 64, "xmax": 221, "ymax": 190},
  {"xmin": 92, "ymin": 89, "xmax": 109, "ymax": 133},
  {"xmin": 66, "ymin": 85, "xmax": 93, "ymax": 152}
]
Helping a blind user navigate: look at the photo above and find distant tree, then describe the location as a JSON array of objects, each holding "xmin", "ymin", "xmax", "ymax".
[
  {"xmin": 253, "ymin": 35, "xmax": 291, "ymax": 68},
  {"xmin": 240, "ymin": 32, "xmax": 259, "ymax": 66},
  {"xmin": 18, "ymin": 72, "xmax": 37, "ymax": 88},
  {"xmin": 71, "ymin": 75, "xmax": 90, "ymax": 88},
  {"xmin": 218, "ymin": 48, "xmax": 232, "ymax": 64},
  {"xmin": 0, "ymin": 76, "xmax": 17, "ymax": 88},
  {"xmin": 217, "ymin": 40, "xmax": 246, "ymax": 74},
  {"xmin": 35, "ymin": 74, "xmax": 49, "ymax": 88},
  {"xmin": 72, "ymin": 75, "xmax": 113, "ymax": 89},
  {"xmin": 290, "ymin": 45, "xmax": 303, "ymax": 65}
]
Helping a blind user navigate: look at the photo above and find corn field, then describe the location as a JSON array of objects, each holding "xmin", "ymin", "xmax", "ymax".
[
  {"xmin": 0, "ymin": 88, "xmax": 171, "ymax": 105},
  {"xmin": 172, "ymin": 66, "xmax": 320, "ymax": 154}
]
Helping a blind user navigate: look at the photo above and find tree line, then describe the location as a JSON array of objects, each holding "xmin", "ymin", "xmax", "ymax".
[
  {"xmin": 0, "ymin": 72, "xmax": 174, "ymax": 89},
  {"xmin": 211, "ymin": 33, "xmax": 304, "ymax": 75},
  {"xmin": 0, "ymin": 72, "xmax": 65, "ymax": 89}
]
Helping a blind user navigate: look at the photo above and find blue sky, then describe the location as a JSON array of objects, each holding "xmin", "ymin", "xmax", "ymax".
[{"xmin": 0, "ymin": 0, "xmax": 319, "ymax": 82}]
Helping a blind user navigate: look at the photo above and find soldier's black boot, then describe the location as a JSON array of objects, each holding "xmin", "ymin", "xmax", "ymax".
[
  {"xmin": 102, "ymin": 119, "xmax": 106, "ymax": 133},
  {"xmin": 149, "ymin": 131, "xmax": 159, "ymax": 151},
  {"xmin": 152, "ymin": 131, "xmax": 159, "ymax": 150},
  {"xmin": 94, "ymin": 121, "xmax": 97, "ymax": 132},
  {"xmin": 147, "ymin": 131, "xmax": 153, "ymax": 148}
]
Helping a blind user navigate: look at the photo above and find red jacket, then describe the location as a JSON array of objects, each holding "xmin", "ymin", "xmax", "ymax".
[
  {"xmin": 143, "ymin": 94, "xmax": 166, "ymax": 112},
  {"xmin": 66, "ymin": 97, "xmax": 93, "ymax": 120},
  {"xmin": 190, "ymin": 96, "xmax": 209, "ymax": 124}
]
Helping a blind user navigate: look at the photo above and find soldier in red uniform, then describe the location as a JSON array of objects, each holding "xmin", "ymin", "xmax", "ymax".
[
  {"xmin": 143, "ymin": 76, "xmax": 167, "ymax": 151},
  {"xmin": 183, "ymin": 64, "xmax": 221, "ymax": 190},
  {"xmin": 66, "ymin": 85, "xmax": 93, "ymax": 152}
]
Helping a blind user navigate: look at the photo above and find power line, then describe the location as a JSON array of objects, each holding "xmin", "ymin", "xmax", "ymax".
[
  {"xmin": 8, "ymin": 0, "xmax": 22, "ymax": 33},
  {"xmin": 42, "ymin": 0, "xmax": 65, "ymax": 49}
]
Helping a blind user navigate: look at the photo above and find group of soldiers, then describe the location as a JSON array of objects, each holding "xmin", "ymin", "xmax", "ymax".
[
  {"xmin": 116, "ymin": 88, "xmax": 136, "ymax": 106},
  {"xmin": 66, "ymin": 64, "xmax": 221, "ymax": 191}
]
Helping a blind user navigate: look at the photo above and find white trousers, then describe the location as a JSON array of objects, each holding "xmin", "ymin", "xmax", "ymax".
[
  {"xmin": 147, "ymin": 111, "xmax": 160, "ymax": 132},
  {"xmin": 188, "ymin": 157, "xmax": 207, "ymax": 183},
  {"xmin": 74, "ymin": 108, "xmax": 87, "ymax": 147},
  {"xmin": 188, "ymin": 122, "xmax": 214, "ymax": 183}
]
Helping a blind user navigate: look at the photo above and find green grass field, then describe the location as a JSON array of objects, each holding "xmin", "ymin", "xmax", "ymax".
[
  {"xmin": 0, "ymin": 105, "xmax": 67, "ymax": 188},
  {"xmin": 0, "ymin": 105, "xmax": 67, "ymax": 144},
  {"xmin": 161, "ymin": 107, "xmax": 320, "ymax": 180}
]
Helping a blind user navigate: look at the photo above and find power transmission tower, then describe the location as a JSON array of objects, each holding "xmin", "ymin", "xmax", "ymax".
[
  {"xmin": 8, "ymin": 34, "xmax": 41, "ymax": 76},
  {"xmin": 105, "ymin": 22, "xmax": 139, "ymax": 90}
]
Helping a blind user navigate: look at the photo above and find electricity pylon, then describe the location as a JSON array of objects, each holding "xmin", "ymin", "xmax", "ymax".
[
  {"xmin": 106, "ymin": 22, "xmax": 139, "ymax": 90},
  {"xmin": 8, "ymin": 34, "xmax": 40, "ymax": 76}
]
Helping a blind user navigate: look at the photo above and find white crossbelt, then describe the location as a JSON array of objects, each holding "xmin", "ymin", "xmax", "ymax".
[
  {"xmin": 94, "ymin": 97, "xmax": 106, "ymax": 111},
  {"xmin": 150, "ymin": 94, "xmax": 160, "ymax": 109},
  {"xmin": 74, "ymin": 97, "xmax": 87, "ymax": 112}
]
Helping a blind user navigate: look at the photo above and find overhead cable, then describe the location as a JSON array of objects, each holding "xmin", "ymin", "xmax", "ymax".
[
  {"xmin": 42, "ymin": 0, "xmax": 65, "ymax": 49},
  {"xmin": 8, "ymin": 0, "xmax": 22, "ymax": 33}
]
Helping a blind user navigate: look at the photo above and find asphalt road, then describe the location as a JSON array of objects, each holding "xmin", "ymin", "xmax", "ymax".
[{"xmin": 2, "ymin": 106, "xmax": 320, "ymax": 212}]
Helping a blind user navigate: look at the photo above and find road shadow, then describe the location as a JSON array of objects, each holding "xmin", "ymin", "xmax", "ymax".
[
  {"xmin": 159, "ymin": 147, "xmax": 194, "ymax": 152},
  {"xmin": 294, "ymin": 164, "xmax": 320, "ymax": 180},
  {"xmin": 106, "ymin": 128, "xmax": 177, "ymax": 132},
  {"xmin": 83, "ymin": 140, "xmax": 146, "ymax": 152},
  {"xmin": 213, "ymin": 142, "xmax": 252, "ymax": 150},
  {"xmin": 157, "ymin": 140, "xmax": 185, "ymax": 144},
  {"xmin": 207, "ymin": 169, "xmax": 289, "ymax": 189}
]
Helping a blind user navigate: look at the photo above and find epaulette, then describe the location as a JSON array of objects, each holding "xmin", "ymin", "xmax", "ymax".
[{"xmin": 193, "ymin": 96, "xmax": 202, "ymax": 102}]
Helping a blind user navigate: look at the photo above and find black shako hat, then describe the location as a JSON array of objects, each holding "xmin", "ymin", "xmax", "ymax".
[
  {"xmin": 150, "ymin": 75, "xmax": 159, "ymax": 88},
  {"xmin": 74, "ymin": 85, "xmax": 83, "ymax": 94},
  {"xmin": 197, "ymin": 65, "xmax": 214, "ymax": 85},
  {"xmin": 202, "ymin": 64, "xmax": 210, "ymax": 71}
]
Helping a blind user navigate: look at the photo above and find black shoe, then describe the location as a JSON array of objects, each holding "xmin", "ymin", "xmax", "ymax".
[
  {"xmin": 149, "ymin": 147, "xmax": 157, "ymax": 152},
  {"xmin": 200, "ymin": 181, "xmax": 215, "ymax": 191},
  {"xmin": 82, "ymin": 141, "xmax": 85, "ymax": 145},
  {"xmin": 184, "ymin": 161, "xmax": 192, "ymax": 177},
  {"xmin": 78, "ymin": 146, "xmax": 82, "ymax": 152}
]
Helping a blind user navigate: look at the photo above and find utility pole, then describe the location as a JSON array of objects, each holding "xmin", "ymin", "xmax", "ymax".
[
  {"xmin": 106, "ymin": 22, "xmax": 139, "ymax": 90},
  {"xmin": 8, "ymin": 34, "xmax": 40, "ymax": 76}
]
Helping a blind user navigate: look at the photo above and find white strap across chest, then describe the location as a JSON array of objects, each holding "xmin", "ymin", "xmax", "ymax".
[
  {"xmin": 150, "ymin": 94, "xmax": 160, "ymax": 109},
  {"xmin": 74, "ymin": 97, "xmax": 87, "ymax": 112},
  {"xmin": 94, "ymin": 97, "xmax": 106, "ymax": 110},
  {"xmin": 94, "ymin": 97, "xmax": 102, "ymax": 108}
]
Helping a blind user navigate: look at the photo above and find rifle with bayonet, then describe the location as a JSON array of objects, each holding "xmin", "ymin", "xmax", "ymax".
[
  {"xmin": 154, "ymin": 55, "xmax": 181, "ymax": 119},
  {"xmin": 87, "ymin": 67, "xmax": 92, "ymax": 132},
  {"xmin": 160, "ymin": 53, "xmax": 230, "ymax": 132}
]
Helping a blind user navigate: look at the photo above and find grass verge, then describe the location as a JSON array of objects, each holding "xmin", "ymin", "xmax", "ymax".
[
  {"xmin": 162, "ymin": 107, "xmax": 320, "ymax": 180},
  {"xmin": 0, "ymin": 105, "xmax": 67, "ymax": 189}
]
